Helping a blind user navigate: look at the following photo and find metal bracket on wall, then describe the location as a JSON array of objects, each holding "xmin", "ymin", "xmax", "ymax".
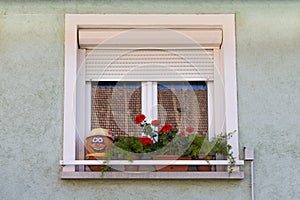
[{"xmin": 244, "ymin": 147, "xmax": 255, "ymax": 200}]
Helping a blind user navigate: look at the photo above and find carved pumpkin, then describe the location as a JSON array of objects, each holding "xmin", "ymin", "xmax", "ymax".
[{"xmin": 85, "ymin": 128, "xmax": 113, "ymax": 171}]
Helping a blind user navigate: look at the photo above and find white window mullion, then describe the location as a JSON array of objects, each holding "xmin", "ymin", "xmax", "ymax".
[
  {"xmin": 142, "ymin": 82, "xmax": 147, "ymax": 119},
  {"xmin": 141, "ymin": 81, "xmax": 157, "ymax": 122},
  {"xmin": 152, "ymin": 82, "xmax": 158, "ymax": 120},
  {"xmin": 146, "ymin": 82, "xmax": 153, "ymax": 122}
]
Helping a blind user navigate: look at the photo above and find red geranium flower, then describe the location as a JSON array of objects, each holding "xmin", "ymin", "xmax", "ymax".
[
  {"xmin": 160, "ymin": 123, "xmax": 173, "ymax": 133},
  {"xmin": 135, "ymin": 114, "xmax": 146, "ymax": 124},
  {"xmin": 178, "ymin": 132, "xmax": 186, "ymax": 137},
  {"xmin": 139, "ymin": 136, "xmax": 153, "ymax": 146},
  {"xmin": 186, "ymin": 126, "xmax": 194, "ymax": 133},
  {"xmin": 151, "ymin": 120, "xmax": 161, "ymax": 126}
]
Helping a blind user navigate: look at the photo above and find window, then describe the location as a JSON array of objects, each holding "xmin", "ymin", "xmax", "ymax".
[
  {"xmin": 61, "ymin": 14, "xmax": 243, "ymax": 179},
  {"xmin": 90, "ymin": 81, "xmax": 208, "ymax": 136}
]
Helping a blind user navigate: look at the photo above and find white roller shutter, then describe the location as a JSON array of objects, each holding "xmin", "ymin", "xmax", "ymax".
[{"xmin": 85, "ymin": 49, "xmax": 214, "ymax": 81}]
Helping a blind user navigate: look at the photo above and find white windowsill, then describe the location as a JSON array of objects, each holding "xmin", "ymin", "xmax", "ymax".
[
  {"xmin": 61, "ymin": 171, "xmax": 244, "ymax": 180},
  {"xmin": 60, "ymin": 159, "xmax": 244, "ymax": 180}
]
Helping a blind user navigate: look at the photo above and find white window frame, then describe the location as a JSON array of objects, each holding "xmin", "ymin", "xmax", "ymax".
[{"xmin": 61, "ymin": 14, "xmax": 242, "ymax": 179}]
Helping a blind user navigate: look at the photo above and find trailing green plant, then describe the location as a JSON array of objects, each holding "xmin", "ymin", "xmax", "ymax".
[
  {"xmin": 151, "ymin": 129, "xmax": 192, "ymax": 157},
  {"xmin": 115, "ymin": 136, "xmax": 143, "ymax": 153},
  {"xmin": 107, "ymin": 136, "xmax": 144, "ymax": 161},
  {"xmin": 186, "ymin": 131, "xmax": 236, "ymax": 173}
]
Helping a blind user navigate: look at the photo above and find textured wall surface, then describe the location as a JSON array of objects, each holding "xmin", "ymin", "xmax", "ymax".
[{"xmin": 0, "ymin": 1, "xmax": 300, "ymax": 200}]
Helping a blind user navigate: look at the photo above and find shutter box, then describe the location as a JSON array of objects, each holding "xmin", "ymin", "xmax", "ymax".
[{"xmin": 79, "ymin": 28, "xmax": 222, "ymax": 49}]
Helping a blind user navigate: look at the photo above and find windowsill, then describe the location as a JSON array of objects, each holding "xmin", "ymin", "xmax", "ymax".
[
  {"xmin": 61, "ymin": 171, "xmax": 244, "ymax": 179},
  {"xmin": 60, "ymin": 159, "xmax": 244, "ymax": 179}
]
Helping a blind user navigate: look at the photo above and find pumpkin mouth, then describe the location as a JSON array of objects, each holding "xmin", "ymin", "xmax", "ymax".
[
  {"xmin": 90, "ymin": 143, "xmax": 106, "ymax": 152},
  {"xmin": 92, "ymin": 146, "xmax": 106, "ymax": 151}
]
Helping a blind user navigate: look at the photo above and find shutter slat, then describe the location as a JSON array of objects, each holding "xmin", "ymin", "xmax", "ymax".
[{"xmin": 85, "ymin": 49, "xmax": 214, "ymax": 81}]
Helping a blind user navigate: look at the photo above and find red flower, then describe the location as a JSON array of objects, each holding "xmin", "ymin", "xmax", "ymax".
[
  {"xmin": 135, "ymin": 114, "xmax": 146, "ymax": 124},
  {"xmin": 186, "ymin": 126, "xmax": 194, "ymax": 133},
  {"xmin": 139, "ymin": 137, "xmax": 153, "ymax": 146},
  {"xmin": 108, "ymin": 130, "xmax": 113, "ymax": 136},
  {"xmin": 160, "ymin": 123, "xmax": 173, "ymax": 133},
  {"xmin": 178, "ymin": 132, "xmax": 186, "ymax": 137},
  {"xmin": 151, "ymin": 120, "xmax": 161, "ymax": 126}
]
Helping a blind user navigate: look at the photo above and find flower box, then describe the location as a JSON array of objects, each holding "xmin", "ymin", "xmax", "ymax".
[{"xmin": 153, "ymin": 155, "xmax": 191, "ymax": 172}]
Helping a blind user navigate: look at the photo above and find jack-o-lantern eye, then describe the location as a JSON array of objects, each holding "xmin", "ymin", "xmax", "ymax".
[
  {"xmin": 98, "ymin": 137, "xmax": 104, "ymax": 143},
  {"xmin": 92, "ymin": 138, "xmax": 97, "ymax": 143},
  {"xmin": 92, "ymin": 137, "xmax": 104, "ymax": 143}
]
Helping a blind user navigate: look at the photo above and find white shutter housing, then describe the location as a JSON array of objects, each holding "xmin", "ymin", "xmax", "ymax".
[{"xmin": 79, "ymin": 29, "xmax": 222, "ymax": 49}]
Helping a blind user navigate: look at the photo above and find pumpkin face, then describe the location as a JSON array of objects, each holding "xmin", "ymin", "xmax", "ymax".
[
  {"xmin": 86, "ymin": 135, "xmax": 113, "ymax": 154},
  {"xmin": 90, "ymin": 136, "xmax": 106, "ymax": 152}
]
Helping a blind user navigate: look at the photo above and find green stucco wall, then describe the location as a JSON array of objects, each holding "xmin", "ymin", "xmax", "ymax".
[{"xmin": 1, "ymin": 1, "xmax": 299, "ymax": 200}]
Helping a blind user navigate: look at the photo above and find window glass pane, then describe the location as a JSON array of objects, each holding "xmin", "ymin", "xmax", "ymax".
[
  {"xmin": 157, "ymin": 81, "xmax": 208, "ymax": 134},
  {"xmin": 91, "ymin": 81, "xmax": 141, "ymax": 136}
]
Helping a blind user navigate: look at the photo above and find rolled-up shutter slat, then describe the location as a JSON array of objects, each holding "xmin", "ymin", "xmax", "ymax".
[{"xmin": 85, "ymin": 49, "xmax": 214, "ymax": 81}]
